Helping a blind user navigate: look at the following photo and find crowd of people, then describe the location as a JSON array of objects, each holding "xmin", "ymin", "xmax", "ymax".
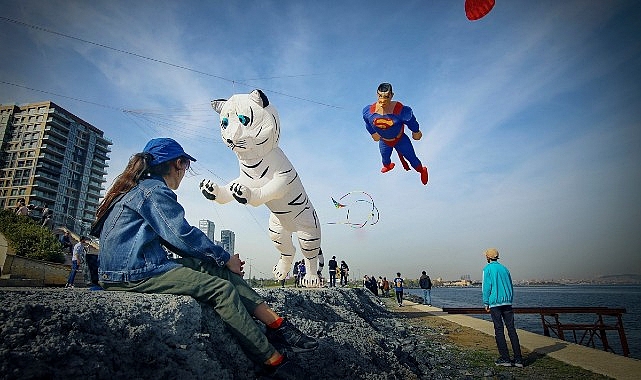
[
  {"xmin": 285, "ymin": 256, "xmax": 350, "ymax": 288},
  {"xmin": 11, "ymin": 197, "xmax": 101, "ymax": 290},
  {"xmin": 359, "ymin": 270, "xmax": 434, "ymax": 308},
  {"xmin": 13, "ymin": 198, "xmax": 53, "ymax": 229}
]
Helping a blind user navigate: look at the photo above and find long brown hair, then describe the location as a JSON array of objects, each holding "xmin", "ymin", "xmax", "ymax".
[{"xmin": 95, "ymin": 152, "xmax": 177, "ymax": 221}]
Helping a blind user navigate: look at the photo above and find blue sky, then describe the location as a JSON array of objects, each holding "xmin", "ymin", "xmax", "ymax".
[{"xmin": 1, "ymin": 0, "xmax": 640, "ymax": 281}]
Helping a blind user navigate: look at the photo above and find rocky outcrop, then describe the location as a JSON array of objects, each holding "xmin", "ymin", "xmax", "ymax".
[{"xmin": 0, "ymin": 287, "xmax": 469, "ymax": 380}]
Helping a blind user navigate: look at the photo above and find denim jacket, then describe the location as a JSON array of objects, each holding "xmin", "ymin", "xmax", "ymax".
[{"xmin": 98, "ymin": 175, "xmax": 230, "ymax": 283}]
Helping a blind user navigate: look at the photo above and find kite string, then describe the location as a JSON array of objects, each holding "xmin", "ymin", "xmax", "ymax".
[{"xmin": 327, "ymin": 191, "xmax": 379, "ymax": 228}]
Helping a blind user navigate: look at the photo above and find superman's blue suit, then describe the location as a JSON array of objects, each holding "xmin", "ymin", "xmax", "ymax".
[{"xmin": 363, "ymin": 101, "xmax": 425, "ymax": 173}]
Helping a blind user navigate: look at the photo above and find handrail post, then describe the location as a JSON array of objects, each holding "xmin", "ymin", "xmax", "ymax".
[
  {"xmin": 541, "ymin": 313, "xmax": 550, "ymax": 336},
  {"xmin": 597, "ymin": 314, "xmax": 611, "ymax": 353},
  {"xmin": 616, "ymin": 313, "xmax": 630, "ymax": 357},
  {"xmin": 555, "ymin": 313, "xmax": 565, "ymax": 340}
]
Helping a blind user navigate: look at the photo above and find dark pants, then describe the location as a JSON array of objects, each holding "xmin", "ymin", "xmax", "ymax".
[
  {"xmin": 395, "ymin": 290, "xmax": 403, "ymax": 304},
  {"xmin": 340, "ymin": 272, "xmax": 348, "ymax": 286},
  {"xmin": 85, "ymin": 254, "xmax": 99, "ymax": 285},
  {"xmin": 490, "ymin": 305, "xmax": 523, "ymax": 361},
  {"xmin": 329, "ymin": 270, "xmax": 336, "ymax": 287}
]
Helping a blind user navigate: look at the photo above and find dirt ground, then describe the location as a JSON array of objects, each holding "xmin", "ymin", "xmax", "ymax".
[{"xmin": 387, "ymin": 296, "xmax": 613, "ymax": 380}]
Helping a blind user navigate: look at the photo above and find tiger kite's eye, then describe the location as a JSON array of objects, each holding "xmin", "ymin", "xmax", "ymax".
[
  {"xmin": 221, "ymin": 117, "xmax": 229, "ymax": 129},
  {"xmin": 238, "ymin": 115, "xmax": 250, "ymax": 126}
]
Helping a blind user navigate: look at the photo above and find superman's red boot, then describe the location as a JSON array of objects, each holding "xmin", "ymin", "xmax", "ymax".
[{"xmin": 414, "ymin": 165, "xmax": 428, "ymax": 185}]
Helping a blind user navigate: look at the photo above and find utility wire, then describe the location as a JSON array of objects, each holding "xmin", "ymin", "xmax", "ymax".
[
  {"xmin": 0, "ymin": 16, "xmax": 342, "ymax": 109},
  {"xmin": 0, "ymin": 80, "xmax": 124, "ymax": 111}
]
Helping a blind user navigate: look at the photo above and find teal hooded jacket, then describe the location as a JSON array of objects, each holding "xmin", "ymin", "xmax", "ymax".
[{"xmin": 482, "ymin": 261, "xmax": 514, "ymax": 308}]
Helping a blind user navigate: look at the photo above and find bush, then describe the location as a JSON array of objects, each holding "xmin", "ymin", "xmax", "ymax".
[{"xmin": 0, "ymin": 209, "xmax": 66, "ymax": 263}]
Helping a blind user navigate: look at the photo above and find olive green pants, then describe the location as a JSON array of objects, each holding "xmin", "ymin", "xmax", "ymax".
[{"xmin": 101, "ymin": 257, "xmax": 275, "ymax": 362}]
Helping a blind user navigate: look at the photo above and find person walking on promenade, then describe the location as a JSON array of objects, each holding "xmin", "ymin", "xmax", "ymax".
[
  {"xmin": 65, "ymin": 236, "xmax": 88, "ymax": 289},
  {"xmin": 85, "ymin": 242, "xmax": 101, "ymax": 290},
  {"xmin": 40, "ymin": 204, "xmax": 50, "ymax": 224},
  {"xmin": 369, "ymin": 275, "xmax": 379, "ymax": 296},
  {"xmin": 297, "ymin": 261, "xmax": 306, "ymax": 288},
  {"xmin": 393, "ymin": 272, "xmax": 404, "ymax": 307},
  {"xmin": 382, "ymin": 277, "xmax": 390, "ymax": 296},
  {"xmin": 42, "ymin": 209, "xmax": 54, "ymax": 230},
  {"xmin": 59, "ymin": 231, "xmax": 73, "ymax": 254},
  {"xmin": 15, "ymin": 198, "xmax": 29, "ymax": 216},
  {"xmin": 482, "ymin": 248, "xmax": 524, "ymax": 368},
  {"xmin": 292, "ymin": 260, "xmax": 300, "ymax": 288},
  {"xmin": 328, "ymin": 256, "xmax": 338, "ymax": 287},
  {"xmin": 93, "ymin": 137, "xmax": 317, "ymax": 379},
  {"xmin": 419, "ymin": 270, "xmax": 432, "ymax": 306},
  {"xmin": 339, "ymin": 260, "xmax": 349, "ymax": 286}
]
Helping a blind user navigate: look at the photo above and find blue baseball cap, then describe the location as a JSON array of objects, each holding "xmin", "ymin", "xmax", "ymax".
[{"xmin": 143, "ymin": 138, "xmax": 196, "ymax": 166}]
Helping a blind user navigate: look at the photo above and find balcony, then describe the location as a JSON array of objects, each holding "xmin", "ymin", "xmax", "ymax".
[
  {"xmin": 87, "ymin": 181, "xmax": 103, "ymax": 191},
  {"xmin": 93, "ymin": 150, "xmax": 109, "ymax": 161},
  {"xmin": 38, "ymin": 153, "xmax": 63, "ymax": 166},
  {"xmin": 90, "ymin": 166, "xmax": 107, "ymax": 176},
  {"xmin": 34, "ymin": 164, "xmax": 61, "ymax": 176},
  {"xmin": 41, "ymin": 135, "xmax": 66, "ymax": 148},
  {"xmin": 95, "ymin": 141, "xmax": 112, "ymax": 153},
  {"xmin": 46, "ymin": 116, "xmax": 71, "ymax": 132},
  {"xmin": 33, "ymin": 175, "xmax": 59, "ymax": 187},
  {"xmin": 92, "ymin": 157, "xmax": 108, "ymax": 167},
  {"xmin": 43, "ymin": 126, "xmax": 68, "ymax": 140},
  {"xmin": 42, "ymin": 147, "xmax": 64, "ymax": 159}
]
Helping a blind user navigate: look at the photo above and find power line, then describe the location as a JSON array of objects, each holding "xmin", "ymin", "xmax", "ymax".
[
  {"xmin": 0, "ymin": 16, "xmax": 342, "ymax": 109},
  {"xmin": 0, "ymin": 80, "xmax": 124, "ymax": 111}
]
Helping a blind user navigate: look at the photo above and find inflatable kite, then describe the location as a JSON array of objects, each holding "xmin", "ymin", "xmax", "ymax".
[
  {"xmin": 200, "ymin": 89, "xmax": 324, "ymax": 287},
  {"xmin": 465, "ymin": 0, "xmax": 495, "ymax": 21},
  {"xmin": 328, "ymin": 191, "xmax": 379, "ymax": 229},
  {"xmin": 362, "ymin": 82, "xmax": 429, "ymax": 185}
]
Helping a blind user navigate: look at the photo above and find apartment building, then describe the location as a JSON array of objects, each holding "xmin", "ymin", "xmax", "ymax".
[
  {"xmin": 220, "ymin": 229, "xmax": 235, "ymax": 254},
  {"xmin": 198, "ymin": 219, "xmax": 215, "ymax": 241},
  {"xmin": 0, "ymin": 101, "xmax": 112, "ymax": 235}
]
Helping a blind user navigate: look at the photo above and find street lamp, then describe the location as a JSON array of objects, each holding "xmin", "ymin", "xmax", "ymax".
[{"xmin": 246, "ymin": 257, "xmax": 254, "ymax": 287}]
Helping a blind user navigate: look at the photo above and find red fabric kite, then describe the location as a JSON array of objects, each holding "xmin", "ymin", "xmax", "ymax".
[{"xmin": 465, "ymin": 0, "xmax": 495, "ymax": 21}]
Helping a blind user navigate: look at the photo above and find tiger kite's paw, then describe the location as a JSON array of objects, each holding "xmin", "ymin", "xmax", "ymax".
[
  {"xmin": 229, "ymin": 182, "xmax": 251, "ymax": 204},
  {"xmin": 273, "ymin": 257, "xmax": 294, "ymax": 281},
  {"xmin": 301, "ymin": 274, "xmax": 321, "ymax": 288},
  {"xmin": 200, "ymin": 179, "xmax": 219, "ymax": 201}
]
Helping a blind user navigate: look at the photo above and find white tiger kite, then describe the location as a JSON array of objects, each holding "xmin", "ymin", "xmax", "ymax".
[{"xmin": 200, "ymin": 89, "xmax": 324, "ymax": 287}]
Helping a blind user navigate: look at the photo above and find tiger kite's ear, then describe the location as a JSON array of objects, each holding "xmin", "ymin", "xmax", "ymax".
[
  {"xmin": 249, "ymin": 89, "xmax": 269, "ymax": 108},
  {"xmin": 211, "ymin": 99, "xmax": 227, "ymax": 114}
]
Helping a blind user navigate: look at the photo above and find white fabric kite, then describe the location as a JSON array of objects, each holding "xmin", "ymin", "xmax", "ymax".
[{"xmin": 200, "ymin": 89, "xmax": 324, "ymax": 287}]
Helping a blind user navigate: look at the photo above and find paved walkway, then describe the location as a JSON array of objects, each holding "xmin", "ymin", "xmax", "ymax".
[{"xmin": 405, "ymin": 301, "xmax": 641, "ymax": 380}]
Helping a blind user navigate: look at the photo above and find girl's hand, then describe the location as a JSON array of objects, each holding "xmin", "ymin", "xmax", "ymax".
[{"xmin": 226, "ymin": 253, "xmax": 245, "ymax": 276}]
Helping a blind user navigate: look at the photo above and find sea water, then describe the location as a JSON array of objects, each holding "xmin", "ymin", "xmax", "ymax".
[{"xmin": 405, "ymin": 285, "xmax": 641, "ymax": 359}]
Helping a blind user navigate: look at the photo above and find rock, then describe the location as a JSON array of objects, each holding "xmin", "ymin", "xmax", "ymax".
[{"xmin": 0, "ymin": 287, "xmax": 472, "ymax": 379}]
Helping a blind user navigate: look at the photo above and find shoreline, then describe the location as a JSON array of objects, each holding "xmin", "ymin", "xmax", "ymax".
[{"xmin": 386, "ymin": 294, "xmax": 639, "ymax": 379}]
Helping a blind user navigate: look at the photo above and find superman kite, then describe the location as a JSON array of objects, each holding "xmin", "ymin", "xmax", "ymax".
[{"xmin": 362, "ymin": 82, "xmax": 428, "ymax": 185}]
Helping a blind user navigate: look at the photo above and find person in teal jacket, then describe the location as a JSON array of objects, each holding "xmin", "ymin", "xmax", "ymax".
[{"xmin": 482, "ymin": 248, "xmax": 524, "ymax": 368}]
